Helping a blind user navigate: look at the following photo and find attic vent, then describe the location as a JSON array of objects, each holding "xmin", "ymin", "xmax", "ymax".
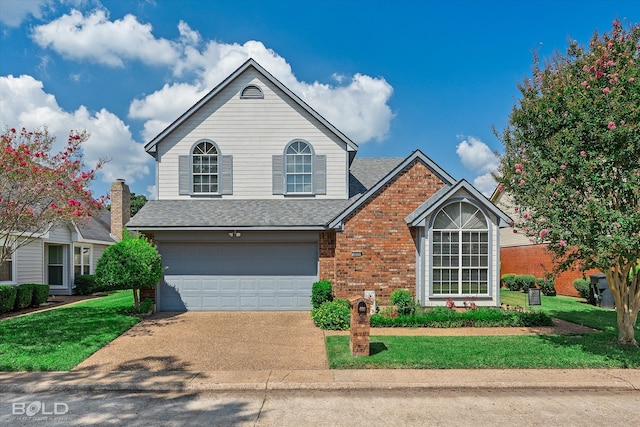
[{"xmin": 240, "ymin": 84, "xmax": 264, "ymax": 99}]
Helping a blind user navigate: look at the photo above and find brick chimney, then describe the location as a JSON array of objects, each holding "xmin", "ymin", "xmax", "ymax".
[{"xmin": 110, "ymin": 179, "xmax": 131, "ymax": 241}]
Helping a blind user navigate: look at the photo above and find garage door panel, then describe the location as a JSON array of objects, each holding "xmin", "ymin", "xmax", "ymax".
[
  {"xmin": 160, "ymin": 275, "xmax": 314, "ymax": 311},
  {"xmin": 157, "ymin": 241, "xmax": 317, "ymax": 311}
]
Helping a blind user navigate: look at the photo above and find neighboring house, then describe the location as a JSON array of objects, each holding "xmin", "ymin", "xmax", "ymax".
[
  {"xmin": 127, "ymin": 59, "xmax": 512, "ymax": 311},
  {"xmin": 491, "ymin": 188, "xmax": 599, "ymax": 297},
  {"xmin": 0, "ymin": 180, "xmax": 129, "ymax": 295}
]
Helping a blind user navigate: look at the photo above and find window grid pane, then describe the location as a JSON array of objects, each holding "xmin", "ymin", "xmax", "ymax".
[
  {"xmin": 432, "ymin": 202, "xmax": 490, "ymax": 295},
  {"xmin": 192, "ymin": 142, "xmax": 218, "ymax": 194},
  {"xmin": 285, "ymin": 141, "xmax": 313, "ymax": 193}
]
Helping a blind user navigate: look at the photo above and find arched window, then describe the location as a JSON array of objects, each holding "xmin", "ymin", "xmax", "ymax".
[
  {"xmin": 431, "ymin": 201, "xmax": 489, "ymax": 295},
  {"xmin": 285, "ymin": 140, "xmax": 313, "ymax": 193},
  {"xmin": 192, "ymin": 141, "xmax": 218, "ymax": 194}
]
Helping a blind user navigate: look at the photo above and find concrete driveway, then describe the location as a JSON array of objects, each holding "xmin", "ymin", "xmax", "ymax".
[{"xmin": 74, "ymin": 312, "xmax": 328, "ymax": 371}]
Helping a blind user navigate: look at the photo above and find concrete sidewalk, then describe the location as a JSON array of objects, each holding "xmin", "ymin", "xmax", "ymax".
[{"xmin": 1, "ymin": 369, "xmax": 639, "ymax": 393}]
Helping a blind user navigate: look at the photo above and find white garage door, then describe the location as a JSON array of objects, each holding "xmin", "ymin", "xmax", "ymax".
[{"xmin": 157, "ymin": 242, "xmax": 317, "ymax": 311}]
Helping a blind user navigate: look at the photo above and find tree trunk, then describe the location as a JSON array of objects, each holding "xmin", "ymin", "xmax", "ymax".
[
  {"xmin": 132, "ymin": 288, "xmax": 140, "ymax": 311},
  {"xmin": 605, "ymin": 268, "xmax": 639, "ymax": 346}
]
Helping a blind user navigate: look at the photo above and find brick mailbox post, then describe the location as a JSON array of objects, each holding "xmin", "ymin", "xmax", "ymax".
[{"xmin": 349, "ymin": 296, "xmax": 371, "ymax": 357}]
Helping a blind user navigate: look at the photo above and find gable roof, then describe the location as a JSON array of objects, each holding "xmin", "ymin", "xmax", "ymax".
[
  {"xmin": 73, "ymin": 210, "xmax": 115, "ymax": 244},
  {"xmin": 328, "ymin": 150, "xmax": 457, "ymax": 229},
  {"xmin": 405, "ymin": 179, "xmax": 512, "ymax": 227},
  {"xmin": 144, "ymin": 58, "xmax": 358, "ymax": 155}
]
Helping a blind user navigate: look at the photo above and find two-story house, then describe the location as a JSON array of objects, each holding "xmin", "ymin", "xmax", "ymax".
[{"xmin": 127, "ymin": 59, "xmax": 511, "ymax": 311}]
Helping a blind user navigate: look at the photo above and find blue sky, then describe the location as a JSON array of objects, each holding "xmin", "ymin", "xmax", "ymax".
[{"xmin": 1, "ymin": 0, "xmax": 638, "ymax": 199}]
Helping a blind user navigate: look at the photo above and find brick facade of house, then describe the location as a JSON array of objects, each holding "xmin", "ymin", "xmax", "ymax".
[
  {"xmin": 500, "ymin": 244, "xmax": 601, "ymax": 297},
  {"xmin": 321, "ymin": 160, "xmax": 445, "ymax": 304}
]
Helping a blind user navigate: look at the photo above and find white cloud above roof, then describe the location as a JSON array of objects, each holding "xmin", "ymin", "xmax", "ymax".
[
  {"xmin": 0, "ymin": 74, "xmax": 151, "ymax": 187},
  {"xmin": 456, "ymin": 136, "xmax": 499, "ymax": 196},
  {"xmin": 31, "ymin": 9, "xmax": 394, "ymax": 144},
  {"xmin": 31, "ymin": 9, "xmax": 179, "ymax": 67}
]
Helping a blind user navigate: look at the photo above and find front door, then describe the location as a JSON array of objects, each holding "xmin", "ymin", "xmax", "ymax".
[{"xmin": 47, "ymin": 244, "xmax": 68, "ymax": 290}]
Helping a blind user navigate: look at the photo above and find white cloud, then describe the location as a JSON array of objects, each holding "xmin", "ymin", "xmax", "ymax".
[
  {"xmin": 0, "ymin": 74, "xmax": 151, "ymax": 194},
  {"xmin": 456, "ymin": 136, "xmax": 499, "ymax": 174},
  {"xmin": 456, "ymin": 136, "xmax": 500, "ymax": 196},
  {"xmin": 131, "ymin": 38, "xmax": 394, "ymax": 144},
  {"xmin": 31, "ymin": 9, "xmax": 179, "ymax": 67},
  {"xmin": 473, "ymin": 172, "xmax": 498, "ymax": 197},
  {"xmin": 0, "ymin": 0, "xmax": 50, "ymax": 27},
  {"xmin": 30, "ymin": 10, "xmax": 394, "ymax": 144}
]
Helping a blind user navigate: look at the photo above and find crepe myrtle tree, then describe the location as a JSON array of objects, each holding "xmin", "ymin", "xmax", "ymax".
[
  {"xmin": 95, "ymin": 232, "xmax": 163, "ymax": 311},
  {"xmin": 495, "ymin": 20, "xmax": 640, "ymax": 345},
  {"xmin": 0, "ymin": 127, "xmax": 104, "ymax": 265}
]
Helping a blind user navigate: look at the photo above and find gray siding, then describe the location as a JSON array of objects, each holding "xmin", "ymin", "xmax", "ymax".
[{"xmin": 156, "ymin": 69, "xmax": 349, "ymax": 200}]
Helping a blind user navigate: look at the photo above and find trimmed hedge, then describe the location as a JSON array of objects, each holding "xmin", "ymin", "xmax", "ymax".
[
  {"xmin": 74, "ymin": 274, "xmax": 98, "ymax": 296},
  {"xmin": 502, "ymin": 273, "xmax": 555, "ymax": 295},
  {"xmin": 501, "ymin": 274, "xmax": 519, "ymax": 291},
  {"xmin": 14, "ymin": 284, "xmax": 34, "ymax": 310},
  {"xmin": 30, "ymin": 284, "xmax": 50, "ymax": 306},
  {"xmin": 311, "ymin": 280, "xmax": 333, "ymax": 309},
  {"xmin": 370, "ymin": 306, "xmax": 553, "ymax": 328},
  {"xmin": 0, "ymin": 286, "xmax": 17, "ymax": 314},
  {"xmin": 573, "ymin": 278, "xmax": 596, "ymax": 305}
]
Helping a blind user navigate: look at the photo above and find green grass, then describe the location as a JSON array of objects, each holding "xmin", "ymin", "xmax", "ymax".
[
  {"xmin": 0, "ymin": 291, "xmax": 141, "ymax": 371},
  {"xmin": 327, "ymin": 290, "xmax": 640, "ymax": 369}
]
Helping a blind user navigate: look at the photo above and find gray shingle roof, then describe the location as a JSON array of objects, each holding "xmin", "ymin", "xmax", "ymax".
[
  {"xmin": 128, "ymin": 157, "xmax": 421, "ymax": 230},
  {"xmin": 349, "ymin": 157, "xmax": 404, "ymax": 197},
  {"xmin": 76, "ymin": 210, "xmax": 114, "ymax": 242},
  {"xmin": 128, "ymin": 199, "xmax": 355, "ymax": 229}
]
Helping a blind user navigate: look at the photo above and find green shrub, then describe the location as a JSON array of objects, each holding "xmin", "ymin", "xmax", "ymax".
[
  {"xmin": 536, "ymin": 277, "xmax": 556, "ymax": 296},
  {"xmin": 14, "ymin": 284, "xmax": 34, "ymax": 310},
  {"xmin": 390, "ymin": 289, "xmax": 416, "ymax": 316},
  {"xmin": 501, "ymin": 274, "xmax": 519, "ymax": 291},
  {"xmin": 74, "ymin": 274, "xmax": 98, "ymax": 296},
  {"xmin": 573, "ymin": 278, "xmax": 596, "ymax": 305},
  {"xmin": 311, "ymin": 299, "xmax": 350, "ymax": 330},
  {"xmin": 311, "ymin": 280, "xmax": 333, "ymax": 309},
  {"xmin": 516, "ymin": 275, "xmax": 537, "ymax": 292},
  {"xmin": 95, "ymin": 233, "xmax": 163, "ymax": 311},
  {"xmin": 370, "ymin": 306, "xmax": 553, "ymax": 328},
  {"xmin": 30, "ymin": 284, "xmax": 50, "ymax": 306},
  {"xmin": 138, "ymin": 298, "xmax": 153, "ymax": 314},
  {"xmin": 0, "ymin": 286, "xmax": 17, "ymax": 314}
]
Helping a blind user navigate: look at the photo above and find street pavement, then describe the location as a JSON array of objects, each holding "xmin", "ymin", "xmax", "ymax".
[{"xmin": 2, "ymin": 389, "xmax": 639, "ymax": 426}]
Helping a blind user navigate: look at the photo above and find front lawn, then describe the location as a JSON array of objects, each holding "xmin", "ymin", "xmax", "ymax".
[
  {"xmin": 327, "ymin": 290, "xmax": 640, "ymax": 369},
  {"xmin": 0, "ymin": 291, "xmax": 140, "ymax": 371}
]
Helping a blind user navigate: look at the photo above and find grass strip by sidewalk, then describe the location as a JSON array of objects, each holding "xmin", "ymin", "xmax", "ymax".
[
  {"xmin": 0, "ymin": 291, "xmax": 140, "ymax": 371},
  {"xmin": 327, "ymin": 290, "xmax": 640, "ymax": 369}
]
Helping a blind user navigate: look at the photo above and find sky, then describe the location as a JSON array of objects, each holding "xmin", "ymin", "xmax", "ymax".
[{"xmin": 1, "ymin": 0, "xmax": 638, "ymax": 200}]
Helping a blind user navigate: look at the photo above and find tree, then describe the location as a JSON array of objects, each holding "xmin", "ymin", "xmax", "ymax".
[
  {"xmin": 107, "ymin": 192, "xmax": 147, "ymax": 217},
  {"xmin": 1, "ymin": 127, "xmax": 104, "ymax": 266},
  {"xmin": 95, "ymin": 233, "xmax": 163, "ymax": 310},
  {"xmin": 496, "ymin": 20, "xmax": 640, "ymax": 345}
]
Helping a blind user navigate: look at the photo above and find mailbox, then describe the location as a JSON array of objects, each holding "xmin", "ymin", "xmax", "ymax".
[{"xmin": 349, "ymin": 295, "xmax": 371, "ymax": 357}]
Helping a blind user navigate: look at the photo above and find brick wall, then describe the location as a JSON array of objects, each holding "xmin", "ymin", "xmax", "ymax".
[
  {"xmin": 326, "ymin": 160, "xmax": 444, "ymax": 304},
  {"xmin": 500, "ymin": 244, "xmax": 601, "ymax": 297}
]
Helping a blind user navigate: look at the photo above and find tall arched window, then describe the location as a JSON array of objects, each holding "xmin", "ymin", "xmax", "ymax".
[
  {"xmin": 192, "ymin": 141, "xmax": 218, "ymax": 194},
  {"xmin": 285, "ymin": 140, "xmax": 313, "ymax": 193},
  {"xmin": 432, "ymin": 201, "xmax": 489, "ymax": 295}
]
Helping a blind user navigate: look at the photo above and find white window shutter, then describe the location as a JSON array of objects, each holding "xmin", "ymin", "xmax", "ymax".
[
  {"xmin": 178, "ymin": 155, "xmax": 190, "ymax": 195},
  {"xmin": 272, "ymin": 155, "xmax": 283, "ymax": 195}
]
